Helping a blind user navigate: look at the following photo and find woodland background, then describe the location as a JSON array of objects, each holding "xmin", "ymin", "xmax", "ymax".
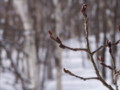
[{"xmin": 0, "ymin": 0, "xmax": 120, "ymax": 90}]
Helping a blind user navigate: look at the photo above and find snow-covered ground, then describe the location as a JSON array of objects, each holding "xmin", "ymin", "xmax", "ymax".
[{"xmin": 0, "ymin": 34, "xmax": 120, "ymax": 90}]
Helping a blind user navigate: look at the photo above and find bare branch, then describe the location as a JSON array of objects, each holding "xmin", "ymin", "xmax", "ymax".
[
  {"xmin": 92, "ymin": 40, "xmax": 120, "ymax": 54},
  {"xmin": 49, "ymin": 3, "xmax": 117, "ymax": 90},
  {"xmin": 48, "ymin": 31, "xmax": 88, "ymax": 52},
  {"xmin": 81, "ymin": 4, "xmax": 114, "ymax": 90},
  {"xmin": 100, "ymin": 62, "xmax": 113, "ymax": 70},
  {"xmin": 64, "ymin": 68, "xmax": 99, "ymax": 81}
]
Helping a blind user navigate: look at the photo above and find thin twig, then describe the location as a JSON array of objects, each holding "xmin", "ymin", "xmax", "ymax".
[
  {"xmin": 64, "ymin": 68, "xmax": 99, "ymax": 81},
  {"xmin": 100, "ymin": 62, "xmax": 113, "ymax": 70},
  {"xmin": 48, "ymin": 31, "xmax": 88, "ymax": 52},
  {"xmin": 92, "ymin": 40, "xmax": 120, "ymax": 54}
]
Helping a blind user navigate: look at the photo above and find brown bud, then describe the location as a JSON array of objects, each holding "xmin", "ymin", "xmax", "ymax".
[
  {"xmin": 80, "ymin": 4, "xmax": 87, "ymax": 17},
  {"xmin": 97, "ymin": 56, "xmax": 104, "ymax": 62},
  {"xmin": 80, "ymin": 4, "xmax": 87, "ymax": 13},
  {"xmin": 106, "ymin": 40, "xmax": 111, "ymax": 48},
  {"xmin": 59, "ymin": 44, "xmax": 65, "ymax": 49},
  {"xmin": 56, "ymin": 37, "xmax": 62, "ymax": 44},
  {"xmin": 64, "ymin": 68, "xmax": 68, "ymax": 73},
  {"xmin": 63, "ymin": 68, "xmax": 71, "ymax": 74},
  {"xmin": 83, "ymin": 4, "xmax": 87, "ymax": 10},
  {"xmin": 48, "ymin": 31, "xmax": 52, "ymax": 36}
]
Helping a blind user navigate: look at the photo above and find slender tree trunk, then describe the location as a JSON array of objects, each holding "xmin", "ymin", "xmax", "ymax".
[
  {"xmin": 13, "ymin": 0, "xmax": 40, "ymax": 90},
  {"xmin": 53, "ymin": 0, "xmax": 63, "ymax": 90},
  {"xmin": 100, "ymin": 0, "xmax": 107, "ymax": 79},
  {"xmin": 94, "ymin": 0, "xmax": 100, "ymax": 69},
  {"xmin": 110, "ymin": 0, "xmax": 118, "ymax": 84},
  {"xmin": 0, "ymin": 45, "xmax": 2, "ymax": 66}
]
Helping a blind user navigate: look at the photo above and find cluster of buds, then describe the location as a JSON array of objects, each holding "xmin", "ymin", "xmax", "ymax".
[
  {"xmin": 80, "ymin": 4, "xmax": 87, "ymax": 17},
  {"xmin": 48, "ymin": 31, "xmax": 61, "ymax": 43},
  {"xmin": 48, "ymin": 31, "xmax": 65, "ymax": 49}
]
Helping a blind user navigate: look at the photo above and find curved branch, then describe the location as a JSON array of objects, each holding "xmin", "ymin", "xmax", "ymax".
[{"xmin": 64, "ymin": 68, "xmax": 99, "ymax": 81}]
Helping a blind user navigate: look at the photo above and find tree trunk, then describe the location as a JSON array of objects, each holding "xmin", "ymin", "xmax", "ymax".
[
  {"xmin": 13, "ymin": 0, "xmax": 40, "ymax": 90},
  {"xmin": 53, "ymin": 0, "xmax": 63, "ymax": 90},
  {"xmin": 111, "ymin": 0, "xmax": 118, "ymax": 84},
  {"xmin": 94, "ymin": 0, "xmax": 100, "ymax": 69},
  {"xmin": 99, "ymin": 0, "xmax": 107, "ymax": 79}
]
